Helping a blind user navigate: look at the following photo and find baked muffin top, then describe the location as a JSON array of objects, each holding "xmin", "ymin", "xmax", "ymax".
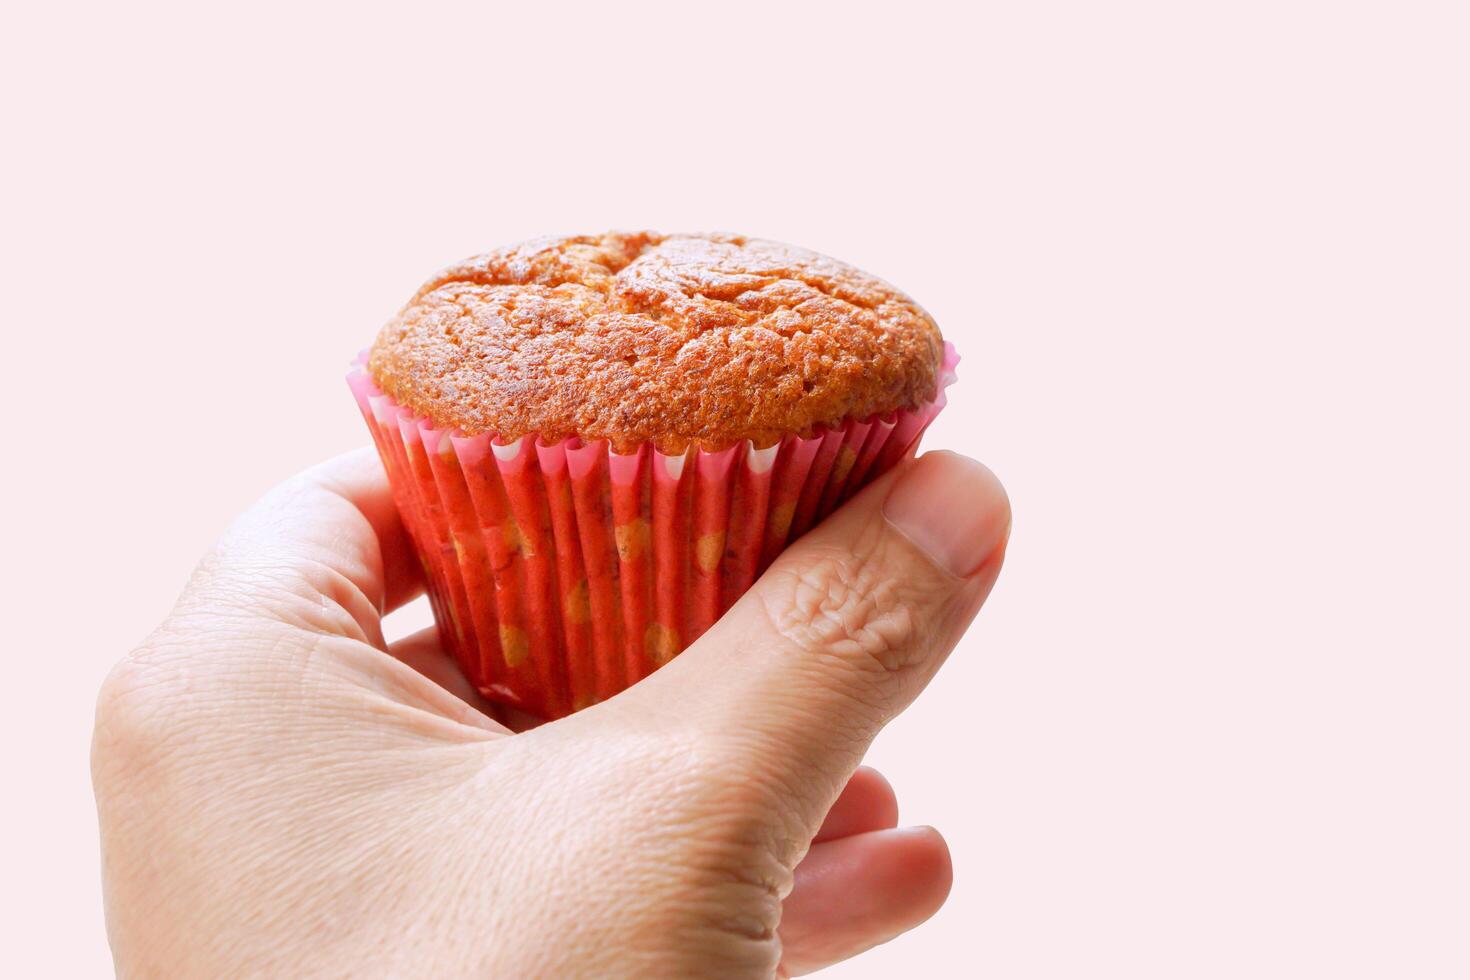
[{"xmin": 368, "ymin": 232, "xmax": 943, "ymax": 453}]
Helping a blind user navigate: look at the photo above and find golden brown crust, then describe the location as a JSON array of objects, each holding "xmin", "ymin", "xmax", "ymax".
[{"xmin": 368, "ymin": 232, "xmax": 944, "ymax": 453}]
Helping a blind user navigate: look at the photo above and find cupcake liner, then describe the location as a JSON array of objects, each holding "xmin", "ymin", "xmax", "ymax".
[{"xmin": 348, "ymin": 343, "xmax": 959, "ymax": 719}]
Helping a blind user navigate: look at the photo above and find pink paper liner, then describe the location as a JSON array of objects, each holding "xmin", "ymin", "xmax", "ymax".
[{"xmin": 347, "ymin": 343, "xmax": 959, "ymax": 719}]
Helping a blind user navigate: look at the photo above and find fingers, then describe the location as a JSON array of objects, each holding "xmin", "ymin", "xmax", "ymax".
[
  {"xmin": 815, "ymin": 767, "xmax": 899, "ymax": 843},
  {"xmin": 174, "ymin": 447, "xmax": 424, "ymax": 645},
  {"xmin": 386, "ymin": 627, "xmax": 504, "ymax": 727},
  {"xmin": 620, "ymin": 451, "xmax": 1009, "ymax": 839},
  {"xmin": 309, "ymin": 447, "xmax": 426, "ymax": 615},
  {"xmin": 778, "ymin": 826, "xmax": 953, "ymax": 976},
  {"xmin": 387, "ymin": 627, "xmax": 551, "ymax": 734}
]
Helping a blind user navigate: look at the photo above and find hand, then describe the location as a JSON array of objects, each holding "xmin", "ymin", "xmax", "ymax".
[{"xmin": 92, "ymin": 447, "xmax": 1009, "ymax": 977}]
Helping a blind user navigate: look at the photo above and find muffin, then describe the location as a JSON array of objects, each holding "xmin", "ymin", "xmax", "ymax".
[{"xmin": 349, "ymin": 232, "xmax": 956, "ymax": 719}]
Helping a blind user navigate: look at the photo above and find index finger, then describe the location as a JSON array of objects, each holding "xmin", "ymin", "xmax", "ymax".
[{"xmin": 176, "ymin": 447, "xmax": 425, "ymax": 647}]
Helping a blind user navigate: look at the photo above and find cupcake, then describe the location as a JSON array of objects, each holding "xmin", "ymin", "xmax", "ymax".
[{"xmin": 349, "ymin": 232, "xmax": 956, "ymax": 719}]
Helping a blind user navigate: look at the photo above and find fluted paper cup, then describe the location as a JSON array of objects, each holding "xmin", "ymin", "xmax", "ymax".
[{"xmin": 347, "ymin": 344, "xmax": 958, "ymax": 719}]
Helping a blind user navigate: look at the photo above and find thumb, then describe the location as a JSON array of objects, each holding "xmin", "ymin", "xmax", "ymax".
[{"xmin": 619, "ymin": 450, "xmax": 1011, "ymax": 838}]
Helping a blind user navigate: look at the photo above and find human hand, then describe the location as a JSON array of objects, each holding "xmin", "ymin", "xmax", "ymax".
[{"xmin": 92, "ymin": 447, "xmax": 1009, "ymax": 977}]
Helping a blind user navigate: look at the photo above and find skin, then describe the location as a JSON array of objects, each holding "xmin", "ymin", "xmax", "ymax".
[{"xmin": 92, "ymin": 448, "xmax": 1010, "ymax": 978}]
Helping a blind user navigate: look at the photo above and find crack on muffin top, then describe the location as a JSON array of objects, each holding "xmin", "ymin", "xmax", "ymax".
[{"xmin": 368, "ymin": 231, "xmax": 944, "ymax": 453}]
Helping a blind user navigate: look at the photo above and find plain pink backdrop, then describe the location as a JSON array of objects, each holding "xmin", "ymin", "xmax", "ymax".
[{"xmin": 4, "ymin": 1, "xmax": 1467, "ymax": 976}]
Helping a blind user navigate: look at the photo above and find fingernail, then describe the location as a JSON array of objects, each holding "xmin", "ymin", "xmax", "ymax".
[{"xmin": 881, "ymin": 452, "xmax": 1011, "ymax": 577}]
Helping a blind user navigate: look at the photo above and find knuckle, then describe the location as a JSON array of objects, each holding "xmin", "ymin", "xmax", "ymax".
[
  {"xmin": 187, "ymin": 552, "xmax": 369, "ymax": 641},
  {"xmin": 92, "ymin": 648, "xmax": 181, "ymax": 770},
  {"xmin": 674, "ymin": 879, "xmax": 785, "ymax": 971},
  {"xmin": 762, "ymin": 535, "xmax": 934, "ymax": 677},
  {"xmin": 503, "ymin": 731, "xmax": 788, "ymax": 973},
  {"xmin": 652, "ymin": 784, "xmax": 790, "ymax": 968},
  {"xmin": 92, "ymin": 623, "xmax": 226, "ymax": 772}
]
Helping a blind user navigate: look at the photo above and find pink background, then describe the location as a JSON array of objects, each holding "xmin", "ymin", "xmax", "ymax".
[{"xmin": 5, "ymin": 2, "xmax": 1467, "ymax": 976}]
